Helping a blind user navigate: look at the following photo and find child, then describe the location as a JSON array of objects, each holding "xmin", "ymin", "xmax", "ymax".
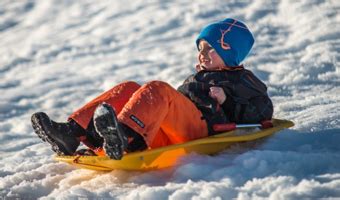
[{"xmin": 31, "ymin": 18, "xmax": 273, "ymax": 160}]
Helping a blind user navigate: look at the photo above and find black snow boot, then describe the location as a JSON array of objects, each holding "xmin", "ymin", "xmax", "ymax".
[
  {"xmin": 122, "ymin": 124, "xmax": 147, "ymax": 153},
  {"xmin": 82, "ymin": 119, "xmax": 104, "ymax": 148},
  {"xmin": 93, "ymin": 103, "xmax": 128, "ymax": 160},
  {"xmin": 31, "ymin": 112, "xmax": 81, "ymax": 155}
]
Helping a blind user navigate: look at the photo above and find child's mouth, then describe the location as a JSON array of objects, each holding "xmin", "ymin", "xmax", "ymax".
[
  {"xmin": 199, "ymin": 64, "xmax": 207, "ymax": 70},
  {"xmin": 201, "ymin": 59, "xmax": 211, "ymax": 67}
]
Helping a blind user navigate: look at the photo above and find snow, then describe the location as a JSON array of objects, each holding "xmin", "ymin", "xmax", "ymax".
[
  {"xmin": 0, "ymin": 0, "xmax": 339, "ymax": 199},
  {"xmin": 94, "ymin": 103, "xmax": 110, "ymax": 117}
]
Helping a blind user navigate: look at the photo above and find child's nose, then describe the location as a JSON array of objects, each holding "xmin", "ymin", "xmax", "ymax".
[{"xmin": 199, "ymin": 50, "xmax": 208, "ymax": 58}]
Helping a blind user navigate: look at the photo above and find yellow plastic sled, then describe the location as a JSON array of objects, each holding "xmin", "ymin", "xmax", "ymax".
[{"xmin": 55, "ymin": 118, "xmax": 294, "ymax": 171}]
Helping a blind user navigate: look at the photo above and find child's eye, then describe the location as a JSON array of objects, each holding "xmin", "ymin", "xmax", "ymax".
[
  {"xmin": 200, "ymin": 46, "xmax": 211, "ymax": 51},
  {"xmin": 206, "ymin": 47, "xmax": 214, "ymax": 53},
  {"xmin": 198, "ymin": 44, "xmax": 214, "ymax": 53}
]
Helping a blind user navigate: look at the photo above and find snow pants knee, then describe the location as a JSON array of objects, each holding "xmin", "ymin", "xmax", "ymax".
[{"xmin": 69, "ymin": 81, "xmax": 208, "ymax": 149}]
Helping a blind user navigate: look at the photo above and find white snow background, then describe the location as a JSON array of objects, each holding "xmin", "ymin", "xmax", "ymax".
[{"xmin": 0, "ymin": 0, "xmax": 339, "ymax": 199}]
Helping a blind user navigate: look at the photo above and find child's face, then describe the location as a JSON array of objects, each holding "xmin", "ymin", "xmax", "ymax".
[{"xmin": 197, "ymin": 40, "xmax": 225, "ymax": 71}]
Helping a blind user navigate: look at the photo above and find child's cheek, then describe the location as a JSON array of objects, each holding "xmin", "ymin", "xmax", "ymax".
[{"xmin": 210, "ymin": 53, "xmax": 219, "ymax": 63}]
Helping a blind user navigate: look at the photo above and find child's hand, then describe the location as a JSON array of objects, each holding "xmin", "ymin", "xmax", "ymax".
[{"xmin": 209, "ymin": 86, "xmax": 226, "ymax": 105}]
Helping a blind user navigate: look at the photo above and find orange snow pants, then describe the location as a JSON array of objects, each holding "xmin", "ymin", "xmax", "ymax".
[{"xmin": 69, "ymin": 81, "xmax": 208, "ymax": 149}]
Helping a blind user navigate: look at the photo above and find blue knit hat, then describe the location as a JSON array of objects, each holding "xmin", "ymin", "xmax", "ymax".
[{"xmin": 196, "ymin": 18, "xmax": 254, "ymax": 67}]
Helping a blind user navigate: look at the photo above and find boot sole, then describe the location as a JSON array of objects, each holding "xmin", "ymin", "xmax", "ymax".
[
  {"xmin": 94, "ymin": 104, "xmax": 125, "ymax": 160},
  {"xmin": 31, "ymin": 113, "xmax": 73, "ymax": 155}
]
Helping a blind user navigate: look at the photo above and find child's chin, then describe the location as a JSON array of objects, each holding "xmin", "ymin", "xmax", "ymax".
[{"xmin": 206, "ymin": 66, "xmax": 220, "ymax": 70}]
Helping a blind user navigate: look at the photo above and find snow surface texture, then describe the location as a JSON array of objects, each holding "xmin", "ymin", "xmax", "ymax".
[{"xmin": 0, "ymin": 0, "xmax": 339, "ymax": 199}]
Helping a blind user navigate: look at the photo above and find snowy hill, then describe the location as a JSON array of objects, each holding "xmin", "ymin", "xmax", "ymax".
[{"xmin": 0, "ymin": 0, "xmax": 339, "ymax": 199}]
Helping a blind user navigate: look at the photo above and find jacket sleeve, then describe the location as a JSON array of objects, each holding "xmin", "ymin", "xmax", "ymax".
[
  {"xmin": 220, "ymin": 89, "xmax": 246, "ymax": 122},
  {"xmin": 177, "ymin": 75, "xmax": 194, "ymax": 97},
  {"xmin": 177, "ymin": 75, "xmax": 227, "ymax": 126},
  {"xmin": 219, "ymin": 70, "xmax": 273, "ymax": 123}
]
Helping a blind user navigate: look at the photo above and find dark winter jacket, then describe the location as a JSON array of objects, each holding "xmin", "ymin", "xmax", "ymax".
[{"xmin": 177, "ymin": 67, "xmax": 273, "ymax": 135}]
